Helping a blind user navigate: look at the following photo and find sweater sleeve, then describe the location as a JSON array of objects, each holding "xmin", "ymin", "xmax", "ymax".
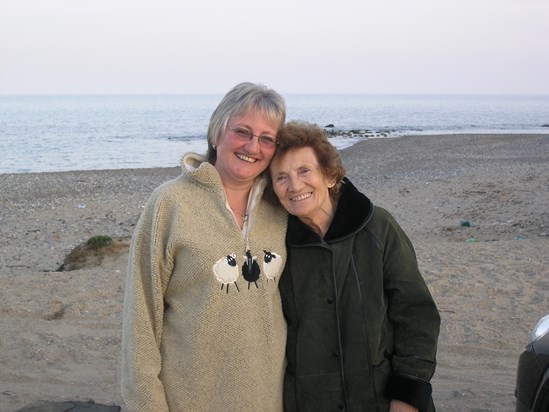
[
  {"xmin": 121, "ymin": 188, "xmax": 174, "ymax": 411},
  {"xmin": 377, "ymin": 208, "xmax": 440, "ymax": 411}
]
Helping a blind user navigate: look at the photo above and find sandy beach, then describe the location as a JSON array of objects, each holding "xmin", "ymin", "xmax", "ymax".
[{"xmin": 1, "ymin": 133, "xmax": 548, "ymax": 412}]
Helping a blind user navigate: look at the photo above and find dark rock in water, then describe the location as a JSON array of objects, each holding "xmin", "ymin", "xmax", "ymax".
[
  {"xmin": 542, "ymin": 124, "xmax": 549, "ymax": 127},
  {"xmin": 324, "ymin": 124, "xmax": 334, "ymax": 128},
  {"xmin": 323, "ymin": 127, "xmax": 395, "ymax": 139},
  {"xmin": 15, "ymin": 401, "xmax": 121, "ymax": 412}
]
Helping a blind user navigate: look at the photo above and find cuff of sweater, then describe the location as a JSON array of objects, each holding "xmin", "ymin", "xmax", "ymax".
[{"xmin": 384, "ymin": 373, "xmax": 432, "ymax": 412}]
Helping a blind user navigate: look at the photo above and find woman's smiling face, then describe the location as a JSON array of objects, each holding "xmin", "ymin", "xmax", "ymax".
[
  {"xmin": 270, "ymin": 146, "xmax": 336, "ymax": 230},
  {"xmin": 214, "ymin": 110, "xmax": 278, "ymax": 188}
]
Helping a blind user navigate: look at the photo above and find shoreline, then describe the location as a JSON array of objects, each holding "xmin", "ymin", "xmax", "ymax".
[
  {"xmin": 2, "ymin": 132, "xmax": 548, "ymax": 176},
  {"xmin": 1, "ymin": 133, "xmax": 548, "ymax": 411}
]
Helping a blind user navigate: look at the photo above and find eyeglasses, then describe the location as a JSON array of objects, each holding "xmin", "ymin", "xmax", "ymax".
[{"xmin": 228, "ymin": 126, "xmax": 278, "ymax": 149}]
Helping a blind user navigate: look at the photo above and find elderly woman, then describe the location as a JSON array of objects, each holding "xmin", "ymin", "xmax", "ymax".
[
  {"xmin": 122, "ymin": 83, "xmax": 288, "ymax": 411},
  {"xmin": 268, "ymin": 121, "xmax": 440, "ymax": 412}
]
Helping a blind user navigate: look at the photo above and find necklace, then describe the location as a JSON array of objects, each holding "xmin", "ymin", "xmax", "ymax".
[{"xmin": 231, "ymin": 207, "xmax": 248, "ymax": 222}]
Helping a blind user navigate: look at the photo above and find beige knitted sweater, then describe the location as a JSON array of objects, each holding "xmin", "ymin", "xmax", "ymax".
[{"xmin": 122, "ymin": 153, "xmax": 288, "ymax": 411}]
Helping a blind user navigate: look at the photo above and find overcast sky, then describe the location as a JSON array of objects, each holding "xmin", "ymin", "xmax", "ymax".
[{"xmin": 1, "ymin": 0, "xmax": 548, "ymax": 95}]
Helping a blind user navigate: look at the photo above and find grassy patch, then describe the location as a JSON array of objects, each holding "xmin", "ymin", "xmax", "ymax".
[
  {"xmin": 86, "ymin": 235, "xmax": 114, "ymax": 249},
  {"xmin": 57, "ymin": 235, "xmax": 129, "ymax": 271}
]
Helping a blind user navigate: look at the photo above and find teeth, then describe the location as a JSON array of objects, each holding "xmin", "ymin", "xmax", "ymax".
[
  {"xmin": 236, "ymin": 153, "xmax": 256, "ymax": 163},
  {"xmin": 291, "ymin": 193, "xmax": 311, "ymax": 201}
]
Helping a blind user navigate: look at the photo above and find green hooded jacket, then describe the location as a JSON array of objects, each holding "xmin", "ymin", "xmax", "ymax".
[{"xmin": 280, "ymin": 178, "xmax": 440, "ymax": 412}]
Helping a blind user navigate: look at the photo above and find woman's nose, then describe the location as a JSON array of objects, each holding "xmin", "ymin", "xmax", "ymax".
[
  {"xmin": 244, "ymin": 135, "xmax": 260, "ymax": 152},
  {"xmin": 288, "ymin": 175, "xmax": 304, "ymax": 191}
]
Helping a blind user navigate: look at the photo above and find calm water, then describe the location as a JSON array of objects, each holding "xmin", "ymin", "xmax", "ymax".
[{"xmin": 1, "ymin": 94, "xmax": 548, "ymax": 174}]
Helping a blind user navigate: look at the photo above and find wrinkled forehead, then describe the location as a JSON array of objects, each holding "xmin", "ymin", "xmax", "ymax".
[{"xmin": 270, "ymin": 146, "xmax": 319, "ymax": 172}]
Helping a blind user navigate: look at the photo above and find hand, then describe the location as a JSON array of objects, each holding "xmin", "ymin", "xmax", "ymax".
[{"xmin": 389, "ymin": 399, "xmax": 419, "ymax": 412}]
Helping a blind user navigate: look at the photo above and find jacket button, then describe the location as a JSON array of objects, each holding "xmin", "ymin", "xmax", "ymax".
[
  {"xmin": 332, "ymin": 351, "xmax": 339, "ymax": 358},
  {"xmin": 338, "ymin": 405, "xmax": 346, "ymax": 411},
  {"xmin": 326, "ymin": 297, "xmax": 334, "ymax": 304}
]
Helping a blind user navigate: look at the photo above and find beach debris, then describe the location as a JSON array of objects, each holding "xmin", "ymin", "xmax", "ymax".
[
  {"xmin": 43, "ymin": 300, "xmax": 67, "ymax": 321},
  {"xmin": 515, "ymin": 235, "xmax": 524, "ymax": 240},
  {"xmin": 78, "ymin": 203, "xmax": 86, "ymax": 209},
  {"xmin": 460, "ymin": 220, "xmax": 475, "ymax": 227},
  {"xmin": 465, "ymin": 237, "xmax": 477, "ymax": 243},
  {"xmin": 451, "ymin": 388, "xmax": 475, "ymax": 398},
  {"xmin": 14, "ymin": 400, "xmax": 120, "ymax": 411}
]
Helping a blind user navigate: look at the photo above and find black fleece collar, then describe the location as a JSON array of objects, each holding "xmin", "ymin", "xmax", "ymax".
[{"xmin": 286, "ymin": 177, "xmax": 374, "ymax": 245}]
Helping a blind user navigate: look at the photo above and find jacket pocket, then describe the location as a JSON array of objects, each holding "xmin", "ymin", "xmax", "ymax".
[
  {"xmin": 372, "ymin": 358, "xmax": 392, "ymax": 409},
  {"xmin": 286, "ymin": 372, "xmax": 346, "ymax": 412}
]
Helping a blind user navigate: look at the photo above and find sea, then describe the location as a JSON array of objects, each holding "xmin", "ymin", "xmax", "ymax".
[{"xmin": 1, "ymin": 94, "xmax": 548, "ymax": 174}]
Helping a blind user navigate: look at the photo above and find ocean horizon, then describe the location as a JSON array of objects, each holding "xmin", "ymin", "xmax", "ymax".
[{"xmin": 1, "ymin": 93, "xmax": 548, "ymax": 174}]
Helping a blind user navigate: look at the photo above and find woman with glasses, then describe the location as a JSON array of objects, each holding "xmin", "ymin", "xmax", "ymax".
[
  {"xmin": 122, "ymin": 83, "xmax": 288, "ymax": 411},
  {"xmin": 268, "ymin": 121, "xmax": 440, "ymax": 412}
]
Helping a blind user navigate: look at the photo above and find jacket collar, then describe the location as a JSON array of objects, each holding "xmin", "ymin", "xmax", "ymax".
[{"xmin": 286, "ymin": 177, "xmax": 374, "ymax": 245}]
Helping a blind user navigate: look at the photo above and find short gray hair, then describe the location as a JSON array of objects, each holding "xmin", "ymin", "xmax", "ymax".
[{"xmin": 206, "ymin": 82, "xmax": 286, "ymax": 163}]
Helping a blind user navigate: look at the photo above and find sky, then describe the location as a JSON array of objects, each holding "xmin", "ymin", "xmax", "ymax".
[{"xmin": 1, "ymin": 0, "xmax": 548, "ymax": 95}]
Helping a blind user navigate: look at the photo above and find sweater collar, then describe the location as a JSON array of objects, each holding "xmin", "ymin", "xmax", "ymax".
[
  {"xmin": 180, "ymin": 152, "xmax": 268, "ymax": 196},
  {"xmin": 180, "ymin": 151, "xmax": 269, "ymax": 231},
  {"xmin": 286, "ymin": 177, "xmax": 374, "ymax": 245}
]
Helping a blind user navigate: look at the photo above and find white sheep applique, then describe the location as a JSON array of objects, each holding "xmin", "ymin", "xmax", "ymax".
[
  {"xmin": 262, "ymin": 250, "xmax": 283, "ymax": 282},
  {"xmin": 213, "ymin": 253, "xmax": 240, "ymax": 293}
]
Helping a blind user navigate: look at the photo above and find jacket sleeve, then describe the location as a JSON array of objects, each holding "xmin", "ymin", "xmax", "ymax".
[
  {"xmin": 377, "ymin": 208, "xmax": 440, "ymax": 412},
  {"xmin": 121, "ymin": 188, "xmax": 173, "ymax": 411}
]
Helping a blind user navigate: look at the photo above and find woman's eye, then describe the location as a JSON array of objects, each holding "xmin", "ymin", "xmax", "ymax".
[
  {"xmin": 234, "ymin": 128, "xmax": 251, "ymax": 138},
  {"xmin": 259, "ymin": 135, "xmax": 276, "ymax": 144}
]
